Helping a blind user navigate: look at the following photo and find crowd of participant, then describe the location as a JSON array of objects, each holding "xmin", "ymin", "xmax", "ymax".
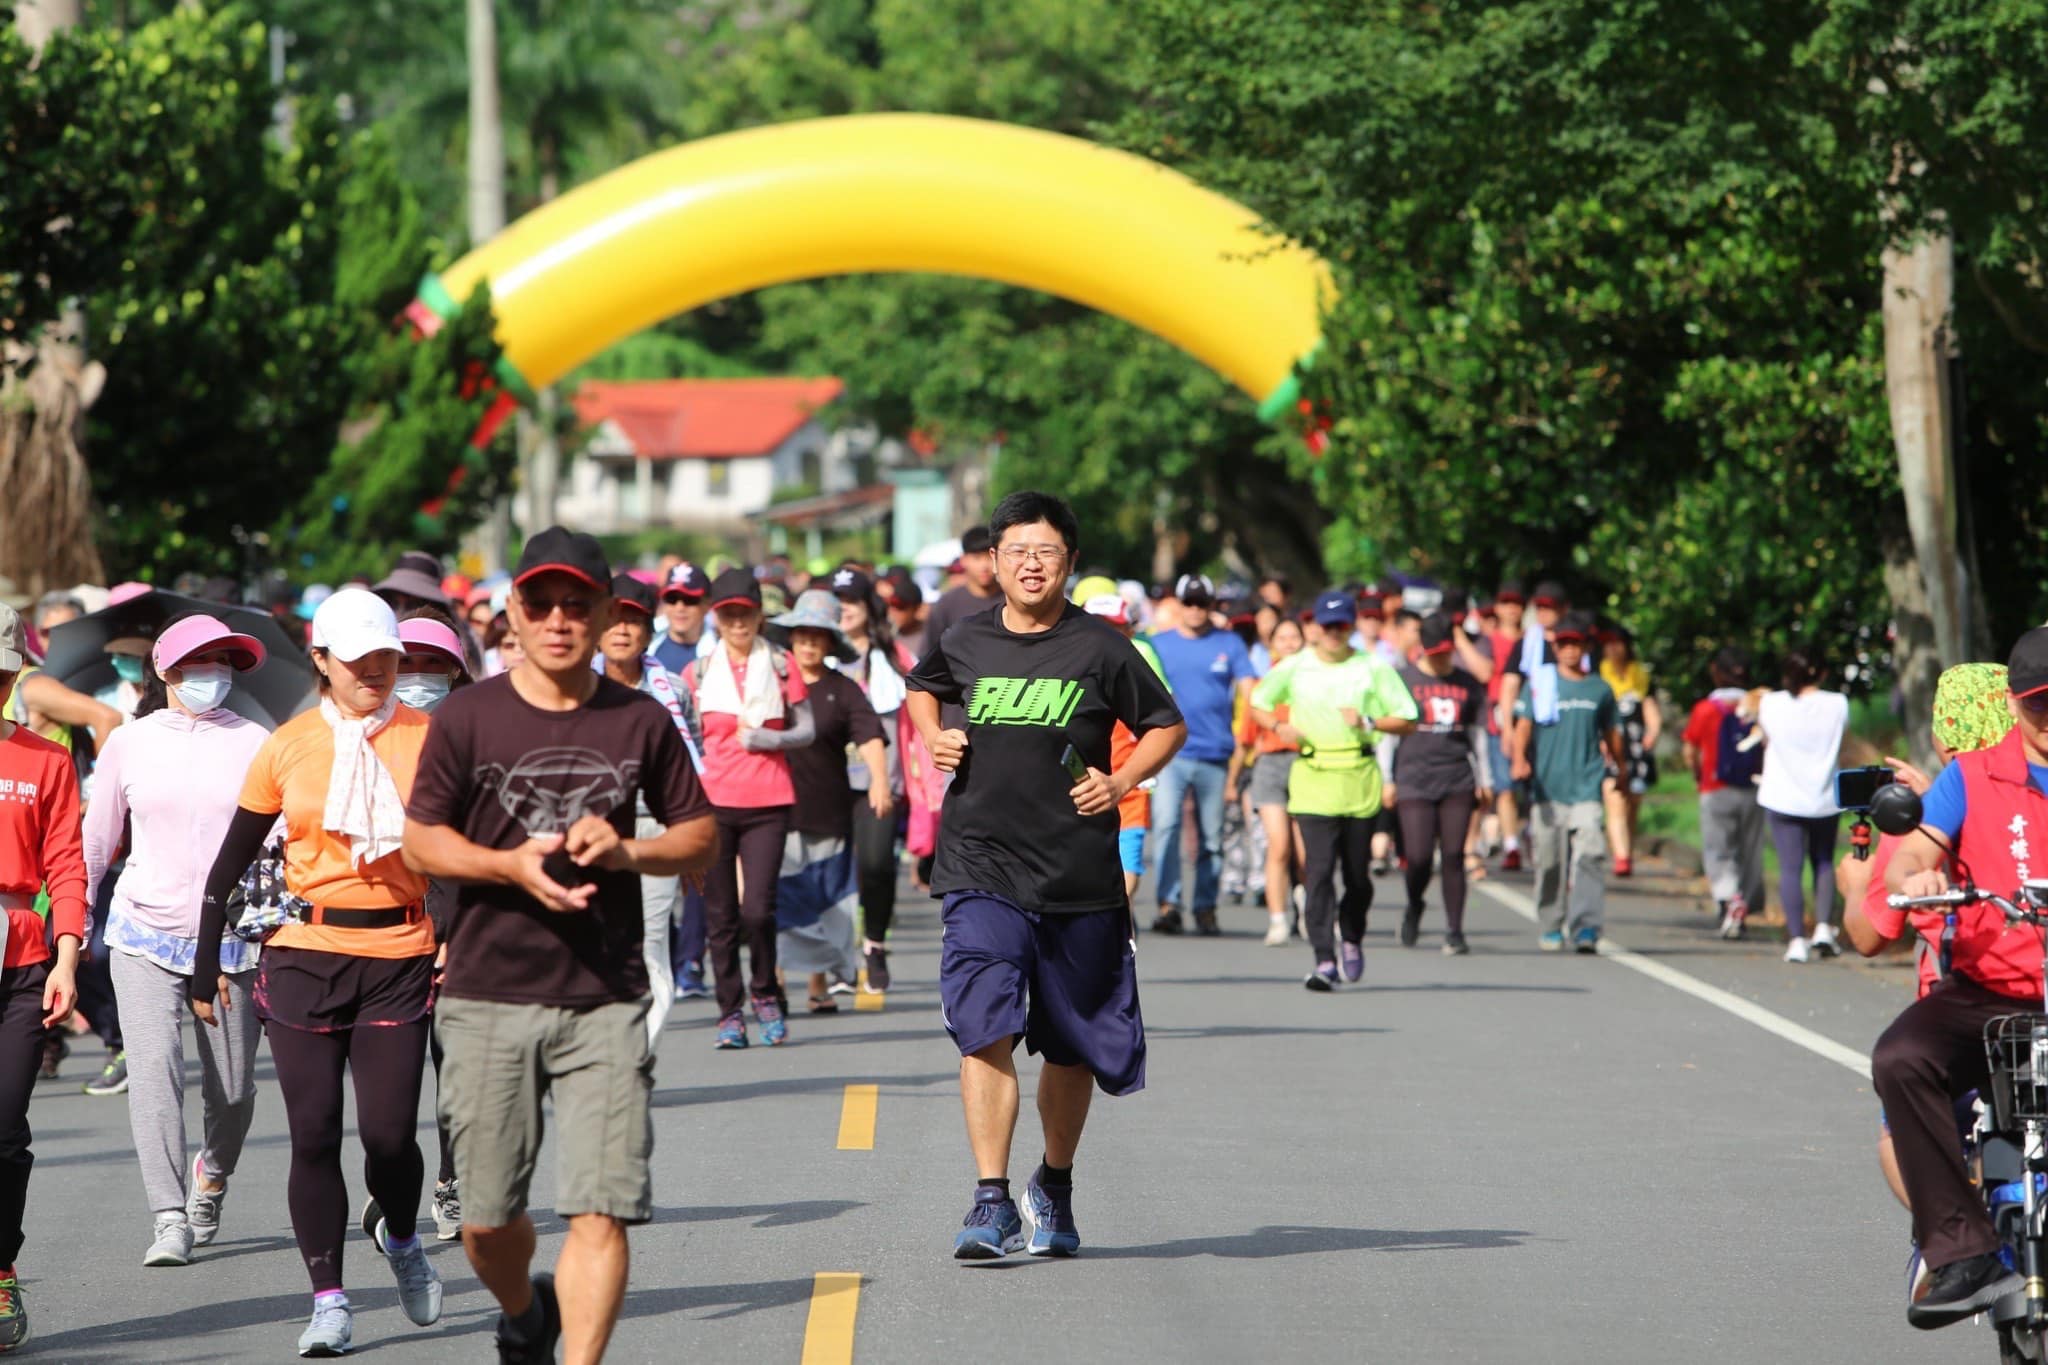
[{"xmin": 0, "ymin": 502, "xmax": 1989, "ymax": 1355}]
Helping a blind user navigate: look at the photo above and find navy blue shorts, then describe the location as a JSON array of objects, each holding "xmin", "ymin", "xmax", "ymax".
[{"xmin": 939, "ymin": 892, "xmax": 1146, "ymax": 1097}]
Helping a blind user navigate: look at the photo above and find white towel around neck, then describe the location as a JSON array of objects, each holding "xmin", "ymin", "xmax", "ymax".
[{"xmin": 699, "ymin": 639, "xmax": 786, "ymax": 729}]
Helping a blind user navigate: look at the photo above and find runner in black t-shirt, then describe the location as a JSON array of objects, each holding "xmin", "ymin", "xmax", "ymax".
[
  {"xmin": 906, "ymin": 491, "xmax": 1184, "ymax": 1261},
  {"xmin": 1393, "ymin": 613, "xmax": 1491, "ymax": 954},
  {"xmin": 402, "ymin": 527, "xmax": 716, "ymax": 1364}
]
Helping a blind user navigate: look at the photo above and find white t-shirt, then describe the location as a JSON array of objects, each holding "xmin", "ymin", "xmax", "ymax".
[{"xmin": 1756, "ymin": 688, "xmax": 1849, "ymax": 818}]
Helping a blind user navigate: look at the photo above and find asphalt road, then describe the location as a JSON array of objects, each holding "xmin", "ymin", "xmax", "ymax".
[{"xmin": 14, "ymin": 854, "xmax": 1991, "ymax": 1364}]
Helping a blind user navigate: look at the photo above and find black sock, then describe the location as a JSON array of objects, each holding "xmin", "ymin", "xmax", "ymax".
[
  {"xmin": 505, "ymin": 1284, "xmax": 546, "ymax": 1341},
  {"xmin": 976, "ymin": 1177, "xmax": 1011, "ymax": 1200},
  {"xmin": 1036, "ymin": 1158, "xmax": 1073, "ymax": 1189}
]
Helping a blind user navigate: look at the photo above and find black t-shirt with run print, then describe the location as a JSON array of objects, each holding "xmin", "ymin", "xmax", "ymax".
[
  {"xmin": 408, "ymin": 672, "xmax": 710, "ymax": 1008},
  {"xmin": 1393, "ymin": 663, "xmax": 1487, "ymax": 802},
  {"xmin": 907, "ymin": 602, "xmax": 1181, "ymax": 914}
]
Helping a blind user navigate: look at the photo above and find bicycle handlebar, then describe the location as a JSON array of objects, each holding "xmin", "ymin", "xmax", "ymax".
[{"xmin": 1887, "ymin": 886, "xmax": 2038, "ymax": 926}]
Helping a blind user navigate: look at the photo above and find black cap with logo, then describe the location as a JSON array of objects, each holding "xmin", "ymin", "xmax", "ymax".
[{"xmin": 514, "ymin": 527, "xmax": 609, "ymax": 590}]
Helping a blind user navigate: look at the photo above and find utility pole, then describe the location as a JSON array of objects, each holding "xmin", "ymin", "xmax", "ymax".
[{"xmin": 465, "ymin": 0, "xmax": 511, "ymax": 571}]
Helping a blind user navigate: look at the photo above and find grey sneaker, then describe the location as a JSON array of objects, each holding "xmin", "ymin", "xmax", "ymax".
[
  {"xmin": 187, "ymin": 1154, "xmax": 226, "ymax": 1247},
  {"xmin": 431, "ymin": 1179, "xmax": 461, "ymax": 1242},
  {"xmin": 143, "ymin": 1214, "xmax": 193, "ymax": 1267},
  {"xmin": 296, "ymin": 1300, "xmax": 351, "ymax": 1357},
  {"xmin": 83, "ymin": 1051, "xmax": 128, "ymax": 1097},
  {"xmin": 370, "ymin": 1215, "xmax": 444, "ymax": 1326}
]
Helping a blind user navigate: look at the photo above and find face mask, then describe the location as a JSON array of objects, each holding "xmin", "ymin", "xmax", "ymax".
[
  {"xmin": 110, "ymin": 654, "xmax": 147, "ymax": 686},
  {"xmin": 394, "ymin": 673, "xmax": 451, "ymax": 713},
  {"xmin": 173, "ymin": 663, "xmax": 233, "ymax": 713}
]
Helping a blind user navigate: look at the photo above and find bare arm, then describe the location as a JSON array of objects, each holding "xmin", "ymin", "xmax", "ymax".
[
  {"xmin": 19, "ymin": 673, "xmax": 123, "ymax": 749},
  {"xmin": 611, "ymin": 812, "xmax": 716, "ymax": 879},
  {"xmin": 1885, "ymin": 828, "xmax": 1951, "ymax": 897},
  {"xmin": 1116, "ymin": 723, "xmax": 1186, "ymax": 796},
  {"xmin": 908, "ymin": 691, "xmax": 967, "ymax": 772},
  {"xmin": 1640, "ymin": 694, "xmax": 1663, "ymax": 750},
  {"xmin": 1453, "ymin": 631, "xmax": 1494, "ymax": 682}
]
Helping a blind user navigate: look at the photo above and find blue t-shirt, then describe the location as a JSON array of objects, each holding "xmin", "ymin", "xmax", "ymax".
[
  {"xmin": 1920, "ymin": 757, "xmax": 2048, "ymax": 839},
  {"xmin": 1148, "ymin": 627, "xmax": 1256, "ymax": 762},
  {"xmin": 652, "ymin": 632, "xmax": 712, "ymax": 677}
]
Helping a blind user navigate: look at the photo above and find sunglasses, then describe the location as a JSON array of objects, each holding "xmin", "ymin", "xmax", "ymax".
[{"xmin": 519, "ymin": 592, "xmax": 595, "ymax": 622}]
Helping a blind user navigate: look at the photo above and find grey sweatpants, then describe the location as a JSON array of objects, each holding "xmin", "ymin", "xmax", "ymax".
[
  {"xmin": 1698, "ymin": 786, "xmax": 1767, "ymax": 911},
  {"xmin": 109, "ymin": 950, "xmax": 259, "ymax": 1217},
  {"xmin": 1531, "ymin": 800, "xmax": 1606, "ymax": 936},
  {"xmin": 638, "ymin": 816, "xmax": 681, "ymax": 1054}
]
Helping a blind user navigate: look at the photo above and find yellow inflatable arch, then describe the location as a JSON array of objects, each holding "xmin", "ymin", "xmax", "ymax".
[{"xmin": 413, "ymin": 114, "xmax": 1331, "ymax": 424}]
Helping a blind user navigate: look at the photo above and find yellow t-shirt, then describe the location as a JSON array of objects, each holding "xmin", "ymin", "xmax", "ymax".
[
  {"xmin": 238, "ymin": 707, "xmax": 435, "ymax": 958},
  {"xmin": 1600, "ymin": 658, "xmax": 1651, "ymax": 707}
]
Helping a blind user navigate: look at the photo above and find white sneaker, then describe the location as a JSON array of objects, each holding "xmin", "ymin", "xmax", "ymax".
[
  {"xmin": 143, "ymin": 1214, "xmax": 193, "ymax": 1267},
  {"xmin": 1718, "ymin": 897, "xmax": 1749, "ymax": 940},
  {"xmin": 1784, "ymin": 936, "xmax": 1811, "ymax": 964},
  {"xmin": 1811, "ymin": 923, "xmax": 1842, "ymax": 958},
  {"xmin": 1263, "ymin": 917, "xmax": 1290, "ymax": 947}
]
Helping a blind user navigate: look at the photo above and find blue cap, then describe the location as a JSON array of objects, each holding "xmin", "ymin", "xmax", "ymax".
[{"xmin": 1312, "ymin": 590, "xmax": 1356, "ymax": 627}]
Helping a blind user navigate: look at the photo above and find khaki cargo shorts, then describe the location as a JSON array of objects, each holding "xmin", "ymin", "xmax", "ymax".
[{"xmin": 435, "ymin": 995, "xmax": 655, "ymax": 1226}]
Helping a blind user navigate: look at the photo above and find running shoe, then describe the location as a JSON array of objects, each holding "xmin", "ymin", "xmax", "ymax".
[
  {"xmin": 714, "ymin": 1013, "xmax": 749, "ymax": 1049},
  {"xmin": 1784, "ymin": 936, "xmax": 1811, "ymax": 964},
  {"xmin": 143, "ymin": 1214, "xmax": 193, "ymax": 1268},
  {"xmin": 35, "ymin": 1033, "xmax": 65, "ymax": 1083},
  {"xmin": 1539, "ymin": 931, "xmax": 1565, "ymax": 952},
  {"xmin": 1303, "ymin": 962, "xmax": 1340, "ymax": 992},
  {"xmin": 187, "ymin": 1154, "xmax": 227, "ymax": 1247},
  {"xmin": 1339, "ymin": 940, "xmax": 1365, "ymax": 983},
  {"xmin": 827, "ymin": 972, "xmax": 856, "ymax": 997},
  {"xmin": 83, "ymin": 1051, "xmax": 128, "ymax": 1097},
  {"xmin": 432, "ymin": 1179, "xmax": 462, "ymax": 1242},
  {"xmin": 753, "ymin": 995, "xmax": 788, "ymax": 1046},
  {"xmin": 1151, "ymin": 908, "xmax": 1185, "ymax": 936},
  {"xmin": 1908, "ymin": 1251, "xmax": 2024, "ymax": 1329},
  {"xmin": 1442, "ymin": 932, "xmax": 1470, "ymax": 956},
  {"xmin": 1193, "ymin": 910, "xmax": 1221, "ymax": 937},
  {"xmin": 368, "ymin": 1215, "xmax": 444, "ymax": 1326},
  {"xmin": 1812, "ymin": 923, "xmax": 1842, "ymax": 958},
  {"xmin": 863, "ymin": 945, "xmax": 891, "ymax": 993},
  {"xmin": 296, "ymin": 1299, "xmax": 352, "ymax": 1358},
  {"xmin": 1718, "ymin": 896, "xmax": 1749, "ymax": 940},
  {"xmin": 675, "ymin": 964, "xmax": 712, "ymax": 1000},
  {"xmin": 1573, "ymin": 927, "xmax": 1600, "ymax": 955},
  {"xmin": 1501, "ymin": 847, "xmax": 1523, "ymax": 872},
  {"xmin": 1023, "ymin": 1176, "xmax": 1081, "ymax": 1257},
  {"xmin": 1399, "ymin": 906, "xmax": 1422, "ymax": 948},
  {"xmin": 1263, "ymin": 916, "xmax": 1291, "ymax": 947},
  {"xmin": 0, "ymin": 1271, "xmax": 26, "ymax": 1353},
  {"xmin": 953, "ymin": 1188, "xmax": 1025, "ymax": 1260},
  {"xmin": 494, "ymin": 1273, "xmax": 561, "ymax": 1364}
]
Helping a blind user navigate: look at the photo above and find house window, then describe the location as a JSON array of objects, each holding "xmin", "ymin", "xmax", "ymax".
[{"xmin": 706, "ymin": 462, "xmax": 730, "ymax": 497}]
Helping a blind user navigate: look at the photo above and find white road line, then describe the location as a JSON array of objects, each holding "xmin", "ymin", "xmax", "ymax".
[{"xmin": 1474, "ymin": 880, "xmax": 1874, "ymax": 1080}]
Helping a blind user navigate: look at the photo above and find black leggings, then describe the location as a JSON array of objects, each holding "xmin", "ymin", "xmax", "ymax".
[
  {"xmin": 705, "ymin": 805, "xmax": 790, "ymax": 1016},
  {"xmin": 266, "ymin": 1019, "xmax": 429, "ymax": 1293},
  {"xmin": 1398, "ymin": 790, "xmax": 1479, "ymax": 933},
  {"xmin": 1297, "ymin": 814, "xmax": 1374, "ymax": 961},
  {"xmin": 0, "ymin": 962, "xmax": 47, "ymax": 1269},
  {"xmin": 428, "ymin": 1023, "xmax": 454, "ymax": 1184},
  {"xmin": 851, "ymin": 799, "xmax": 899, "ymax": 943}
]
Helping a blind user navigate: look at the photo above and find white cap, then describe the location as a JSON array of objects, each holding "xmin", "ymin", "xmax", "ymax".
[{"xmin": 310, "ymin": 587, "xmax": 402, "ymax": 662}]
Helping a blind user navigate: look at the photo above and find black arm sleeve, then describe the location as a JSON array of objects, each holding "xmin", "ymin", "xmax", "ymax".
[{"xmin": 189, "ymin": 805, "xmax": 275, "ymax": 1004}]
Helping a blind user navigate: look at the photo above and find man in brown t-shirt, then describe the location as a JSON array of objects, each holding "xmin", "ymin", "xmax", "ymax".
[{"xmin": 403, "ymin": 527, "xmax": 715, "ymax": 1365}]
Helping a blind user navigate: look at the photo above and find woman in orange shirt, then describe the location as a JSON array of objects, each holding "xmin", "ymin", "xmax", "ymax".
[
  {"xmin": 192, "ymin": 590, "xmax": 444, "ymax": 1358},
  {"xmin": 1229, "ymin": 617, "xmax": 1306, "ymax": 946}
]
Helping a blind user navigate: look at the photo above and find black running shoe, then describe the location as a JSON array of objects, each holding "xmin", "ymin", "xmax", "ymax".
[
  {"xmin": 1193, "ymin": 910, "xmax": 1221, "ymax": 937},
  {"xmin": 495, "ymin": 1273, "xmax": 561, "ymax": 1363},
  {"xmin": 1151, "ymin": 909, "xmax": 1185, "ymax": 936},
  {"xmin": 1442, "ymin": 933, "xmax": 1470, "ymax": 956},
  {"xmin": 1908, "ymin": 1252, "xmax": 2023, "ymax": 1329},
  {"xmin": 863, "ymin": 945, "xmax": 890, "ymax": 993},
  {"xmin": 1399, "ymin": 906, "xmax": 1422, "ymax": 947}
]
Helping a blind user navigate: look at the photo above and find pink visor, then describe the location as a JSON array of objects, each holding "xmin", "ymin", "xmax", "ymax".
[
  {"xmin": 152, "ymin": 615, "xmax": 266, "ymax": 673},
  {"xmin": 397, "ymin": 618, "xmax": 466, "ymax": 668}
]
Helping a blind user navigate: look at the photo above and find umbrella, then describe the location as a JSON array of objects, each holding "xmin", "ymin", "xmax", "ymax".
[{"xmin": 40, "ymin": 591, "xmax": 318, "ymax": 729}]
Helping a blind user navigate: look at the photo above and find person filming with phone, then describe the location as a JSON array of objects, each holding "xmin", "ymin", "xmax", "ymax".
[
  {"xmin": 1871, "ymin": 629, "xmax": 2048, "ymax": 1329},
  {"xmin": 905, "ymin": 491, "xmax": 1183, "ymax": 1261}
]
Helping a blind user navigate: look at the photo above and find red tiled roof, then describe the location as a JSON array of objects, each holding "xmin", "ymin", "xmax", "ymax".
[{"xmin": 573, "ymin": 377, "xmax": 845, "ymax": 460}]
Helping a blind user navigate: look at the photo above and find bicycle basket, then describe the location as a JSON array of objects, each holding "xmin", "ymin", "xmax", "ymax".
[{"xmin": 1984, "ymin": 1014, "xmax": 2048, "ymax": 1129}]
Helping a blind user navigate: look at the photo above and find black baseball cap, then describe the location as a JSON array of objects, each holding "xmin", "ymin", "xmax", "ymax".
[
  {"xmin": 1419, "ymin": 611, "xmax": 1457, "ymax": 655},
  {"xmin": 829, "ymin": 566, "xmax": 873, "ymax": 600},
  {"xmin": 961, "ymin": 525, "xmax": 994, "ymax": 556},
  {"xmin": 1175, "ymin": 573, "xmax": 1215, "ymax": 608},
  {"xmin": 1553, "ymin": 610, "xmax": 1595, "ymax": 644},
  {"xmin": 708, "ymin": 567, "xmax": 762, "ymax": 613},
  {"xmin": 1532, "ymin": 580, "xmax": 1568, "ymax": 609},
  {"xmin": 514, "ymin": 526, "xmax": 609, "ymax": 591},
  {"xmin": 1495, "ymin": 578, "xmax": 1526, "ymax": 605},
  {"xmin": 611, "ymin": 573, "xmax": 658, "ymax": 618},
  {"xmin": 878, "ymin": 566, "xmax": 919, "ymax": 608},
  {"xmin": 2009, "ymin": 627, "xmax": 2048, "ymax": 699},
  {"xmin": 661, "ymin": 561, "xmax": 709, "ymax": 602}
]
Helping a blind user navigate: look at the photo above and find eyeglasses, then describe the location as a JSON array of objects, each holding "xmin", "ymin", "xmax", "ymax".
[
  {"xmin": 997, "ymin": 544, "xmax": 1067, "ymax": 566},
  {"xmin": 2018, "ymin": 690, "xmax": 2048, "ymax": 716},
  {"xmin": 519, "ymin": 592, "xmax": 594, "ymax": 622}
]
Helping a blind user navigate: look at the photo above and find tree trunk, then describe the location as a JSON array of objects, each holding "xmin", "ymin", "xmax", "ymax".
[
  {"xmin": 1882, "ymin": 509, "xmax": 1941, "ymax": 772},
  {"xmin": 464, "ymin": 0, "xmax": 511, "ymax": 569},
  {"xmin": 1882, "ymin": 231, "xmax": 1970, "ymax": 670}
]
